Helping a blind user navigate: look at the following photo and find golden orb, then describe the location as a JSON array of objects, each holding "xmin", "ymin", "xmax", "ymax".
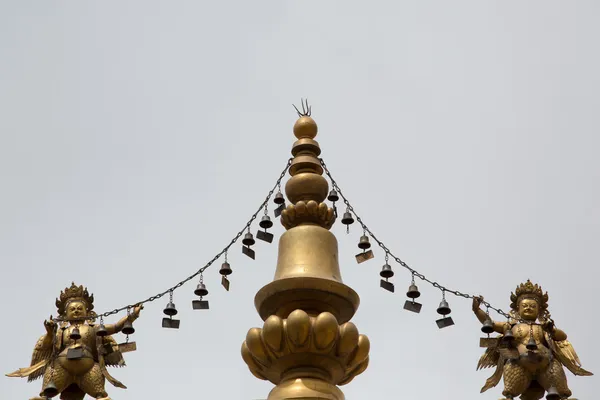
[{"xmin": 293, "ymin": 116, "xmax": 318, "ymax": 139}]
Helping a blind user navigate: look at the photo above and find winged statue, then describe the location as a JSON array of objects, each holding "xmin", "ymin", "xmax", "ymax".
[
  {"xmin": 6, "ymin": 283, "xmax": 142, "ymax": 400},
  {"xmin": 472, "ymin": 280, "xmax": 592, "ymax": 400}
]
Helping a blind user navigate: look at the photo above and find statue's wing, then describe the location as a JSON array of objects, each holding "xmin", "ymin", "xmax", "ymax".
[
  {"xmin": 6, "ymin": 335, "xmax": 52, "ymax": 381},
  {"xmin": 28, "ymin": 334, "xmax": 53, "ymax": 381},
  {"xmin": 477, "ymin": 346, "xmax": 500, "ymax": 370},
  {"xmin": 97, "ymin": 335, "xmax": 126, "ymax": 389},
  {"xmin": 102, "ymin": 336, "xmax": 126, "ymax": 368},
  {"xmin": 546, "ymin": 334, "xmax": 593, "ymax": 377}
]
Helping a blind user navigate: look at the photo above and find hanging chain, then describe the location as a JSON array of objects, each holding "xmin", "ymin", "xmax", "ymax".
[
  {"xmin": 54, "ymin": 158, "xmax": 292, "ymax": 322},
  {"xmin": 319, "ymin": 158, "xmax": 514, "ymax": 321}
]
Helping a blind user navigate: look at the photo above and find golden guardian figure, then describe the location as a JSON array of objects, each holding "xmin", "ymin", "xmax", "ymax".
[
  {"xmin": 472, "ymin": 280, "xmax": 592, "ymax": 400},
  {"xmin": 7, "ymin": 283, "xmax": 142, "ymax": 400}
]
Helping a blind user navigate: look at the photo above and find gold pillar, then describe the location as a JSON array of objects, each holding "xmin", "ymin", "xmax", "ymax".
[{"xmin": 242, "ymin": 112, "xmax": 370, "ymax": 400}]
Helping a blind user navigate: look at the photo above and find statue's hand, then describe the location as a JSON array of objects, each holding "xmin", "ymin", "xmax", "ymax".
[
  {"xmin": 44, "ymin": 316, "xmax": 56, "ymax": 333},
  {"xmin": 542, "ymin": 320, "xmax": 555, "ymax": 333},
  {"xmin": 472, "ymin": 296, "xmax": 484, "ymax": 312},
  {"xmin": 131, "ymin": 304, "xmax": 143, "ymax": 320}
]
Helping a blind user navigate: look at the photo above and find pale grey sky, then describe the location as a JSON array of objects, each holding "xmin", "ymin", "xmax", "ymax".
[{"xmin": 1, "ymin": 2, "xmax": 599, "ymax": 399}]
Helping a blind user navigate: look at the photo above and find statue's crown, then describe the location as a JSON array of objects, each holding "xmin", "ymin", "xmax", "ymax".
[
  {"xmin": 56, "ymin": 282, "xmax": 95, "ymax": 316},
  {"xmin": 510, "ymin": 279, "xmax": 548, "ymax": 312}
]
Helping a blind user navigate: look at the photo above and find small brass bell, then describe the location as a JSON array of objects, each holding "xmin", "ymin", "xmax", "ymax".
[
  {"xmin": 242, "ymin": 232, "xmax": 255, "ymax": 247},
  {"xmin": 43, "ymin": 381, "xmax": 59, "ymax": 397},
  {"xmin": 503, "ymin": 327, "xmax": 515, "ymax": 344},
  {"xmin": 481, "ymin": 318, "xmax": 494, "ymax": 335},
  {"xmin": 437, "ymin": 299, "xmax": 451, "ymax": 316},
  {"xmin": 163, "ymin": 302, "xmax": 178, "ymax": 317},
  {"xmin": 70, "ymin": 326, "xmax": 81, "ymax": 340},
  {"xmin": 545, "ymin": 386, "xmax": 560, "ymax": 400},
  {"xmin": 96, "ymin": 323, "xmax": 108, "ymax": 337},
  {"xmin": 219, "ymin": 261, "xmax": 232, "ymax": 276},
  {"xmin": 327, "ymin": 189, "xmax": 339, "ymax": 202},
  {"xmin": 526, "ymin": 335, "xmax": 538, "ymax": 351},
  {"xmin": 273, "ymin": 192, "xmax": 285, "ymax": 205},
  {"xmin": 122, "ymin": 320, "xmax": 135, "ymax": 335},
  {"xmin": 380, "ymin": 263, "xmax": 394, "ymax": 279},
  {"xmin": 259, "ymin": 215, "xmax": 273, "ymax": 229},
  {"xmin": 341, "ymin": 211, "xmax": 354, "ymax": 226},
  {"xmin": 194, "ymin": 282, "xmax": 209, "ymax": 297},
  {"xmin": 358, "ymin": 235, "xmax": 371, "ymax": 250},
  {"xmin": 406, "ymin": 284, "xmax": 421, "ymax": 299}
]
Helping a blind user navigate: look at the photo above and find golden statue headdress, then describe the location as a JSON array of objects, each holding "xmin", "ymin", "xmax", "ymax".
[
  {"xmin": 55, "ymin": 282, "xmax": 94, "ymax": 316},
  {"xmin": 509, "ymin": 279, "xmax": 549, "ymax": 313}
]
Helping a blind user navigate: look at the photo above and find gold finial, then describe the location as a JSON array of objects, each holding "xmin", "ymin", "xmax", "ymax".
[
  {"xmin": 293, "ymin": 99, "xmax": 318, "ymax": 139},
  {"xmin": 282, "ymin": 100, "xmax": 334, "ymax": 228}
]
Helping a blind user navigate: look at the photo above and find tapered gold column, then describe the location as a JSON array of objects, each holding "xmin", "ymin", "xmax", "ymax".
[{"xmin": 242, "ymin": 110, "xmax": 370, "ymax": 400}]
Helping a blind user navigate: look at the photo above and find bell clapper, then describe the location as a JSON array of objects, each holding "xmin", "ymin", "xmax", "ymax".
[
  {"xmin": 193, "ymin": 274, "xmax": 210, "ymax": 310},
  {"xmin": 162, "ymin": 290, "xmax": 180, "ymax": 329}
]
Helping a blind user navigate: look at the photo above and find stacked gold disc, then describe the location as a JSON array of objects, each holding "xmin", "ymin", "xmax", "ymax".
[{"xmin": 241, "ymin": 114, "xmax": 370, "ymax": 400}]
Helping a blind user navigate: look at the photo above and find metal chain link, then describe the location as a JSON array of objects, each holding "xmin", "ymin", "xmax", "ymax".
[
  {"xmin": 54, "ymin": 158, "xmax": 293, "ymax": 322},
  {"xmin": 319, "ymin": 158, "xmax": 514, "ymax": 321}
]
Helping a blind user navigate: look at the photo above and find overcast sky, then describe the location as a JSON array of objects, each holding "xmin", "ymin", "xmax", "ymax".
[{"xmin": 1, "ymin": 2, "xmax": 599, "ymax": 399}]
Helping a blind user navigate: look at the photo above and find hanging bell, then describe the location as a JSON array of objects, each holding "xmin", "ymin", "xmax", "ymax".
[
  {"xmin": 545, "ymin": 386, "xmax": 560, "ymax": 400},
  {"xmin": 358, "ymin": 235, "xmax": 371, "ymax": 250},
  {"xmin": 194, "ymin": 282, "xmax": 209, "ymax": 297},
  {"xmin": 242, "ymin": 232, "xmax": 255, "ymax": 247},
  {"xmin": 481, "ymin": 318, "xmax": 495, "ymax": 335},
  {"xmin": 163, "ymin": 302, "xmax": 178, "ymax": 317},
  {"xmin": 219, "ymin": 261, "xmax": 232, "ymax": 276},
  {"xmin": 437, "ymin": 299, "xmax": 451, "ymax": 316},
  {"xmin": 502, "ymin": 327, "xmax": 515, "ymax": 344},
  {"xmin": 122, "ymin": 319, "xmax": 135, "ymax": 335},
  {"xmin": 327, "ymin": 189, "xmax": 339, "ymax": 202},
  {"xmin": 406, "ymin": 284, "xmax": 421, "ymax": 299},
  {"xmin": 259, "ymin": 215, "xmax": 273, "ymax": 229},
  {"xmin": 341, "ymin": 211, "xmax": 354, "ymax": 226},
  {"xmin": 96, "ymin": 323, "xmax": 108, "ymax": 337},
  {"xmin": 69, "ymin": 326, "xmax": 82, "ymax": 340},
  {"xmin": 526, "ymin": 335, "xmax": 538, "ymax": 351},
  {"xmin": 273, "ymin": 192, "xmax": 285, "ymax": 205},
  {"xmin": 380, "ymin": 263, "xmax": 394, "ymax": 279},
  {"xmin": 43, "ymin": 381, "xmax": 59, "ymax": 397}
]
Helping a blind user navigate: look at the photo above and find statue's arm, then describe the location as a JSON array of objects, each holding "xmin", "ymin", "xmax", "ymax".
[
  {"xmin": 40, "ymin": 316, "xmax": 57, "ymax": 348},
  {"xmin": 104, "ymin": 305, "xmax": 143, "ymax": 335}
]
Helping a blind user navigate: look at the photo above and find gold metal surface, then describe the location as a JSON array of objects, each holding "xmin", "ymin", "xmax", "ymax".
[
  {"xmin": 6, "ymin": 283, "xmax": 143, "ymax": 399},
  {"xmin": 243, "ymin": 110, "xmax": 369, "ymax": 399},
  {"xmin": 472, "ymin": 280, "xmax": 592, "ymax": 399}
]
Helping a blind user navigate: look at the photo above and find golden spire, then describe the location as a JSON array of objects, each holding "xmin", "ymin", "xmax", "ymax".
[{"xmin": 242, "ymin": 102, "xmax": 370, "ymax": 400}]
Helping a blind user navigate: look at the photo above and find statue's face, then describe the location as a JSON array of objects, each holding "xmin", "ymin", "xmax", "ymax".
[
  {"xmin": 65, "ymin": 300, "xmax": 87, "ymax": 320},
  {"xmin": 518, "ymin": 298, "xmax": 539, "ymax": 321}
]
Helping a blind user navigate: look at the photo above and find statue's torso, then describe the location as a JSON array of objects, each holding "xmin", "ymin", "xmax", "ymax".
[
  {"xmin": 55, "ymin": 324, "xmax": 97, "ymax": 375},
  {"xmin": 512, "ymin": 323, "xmax": 551, "ymax": 372}
]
